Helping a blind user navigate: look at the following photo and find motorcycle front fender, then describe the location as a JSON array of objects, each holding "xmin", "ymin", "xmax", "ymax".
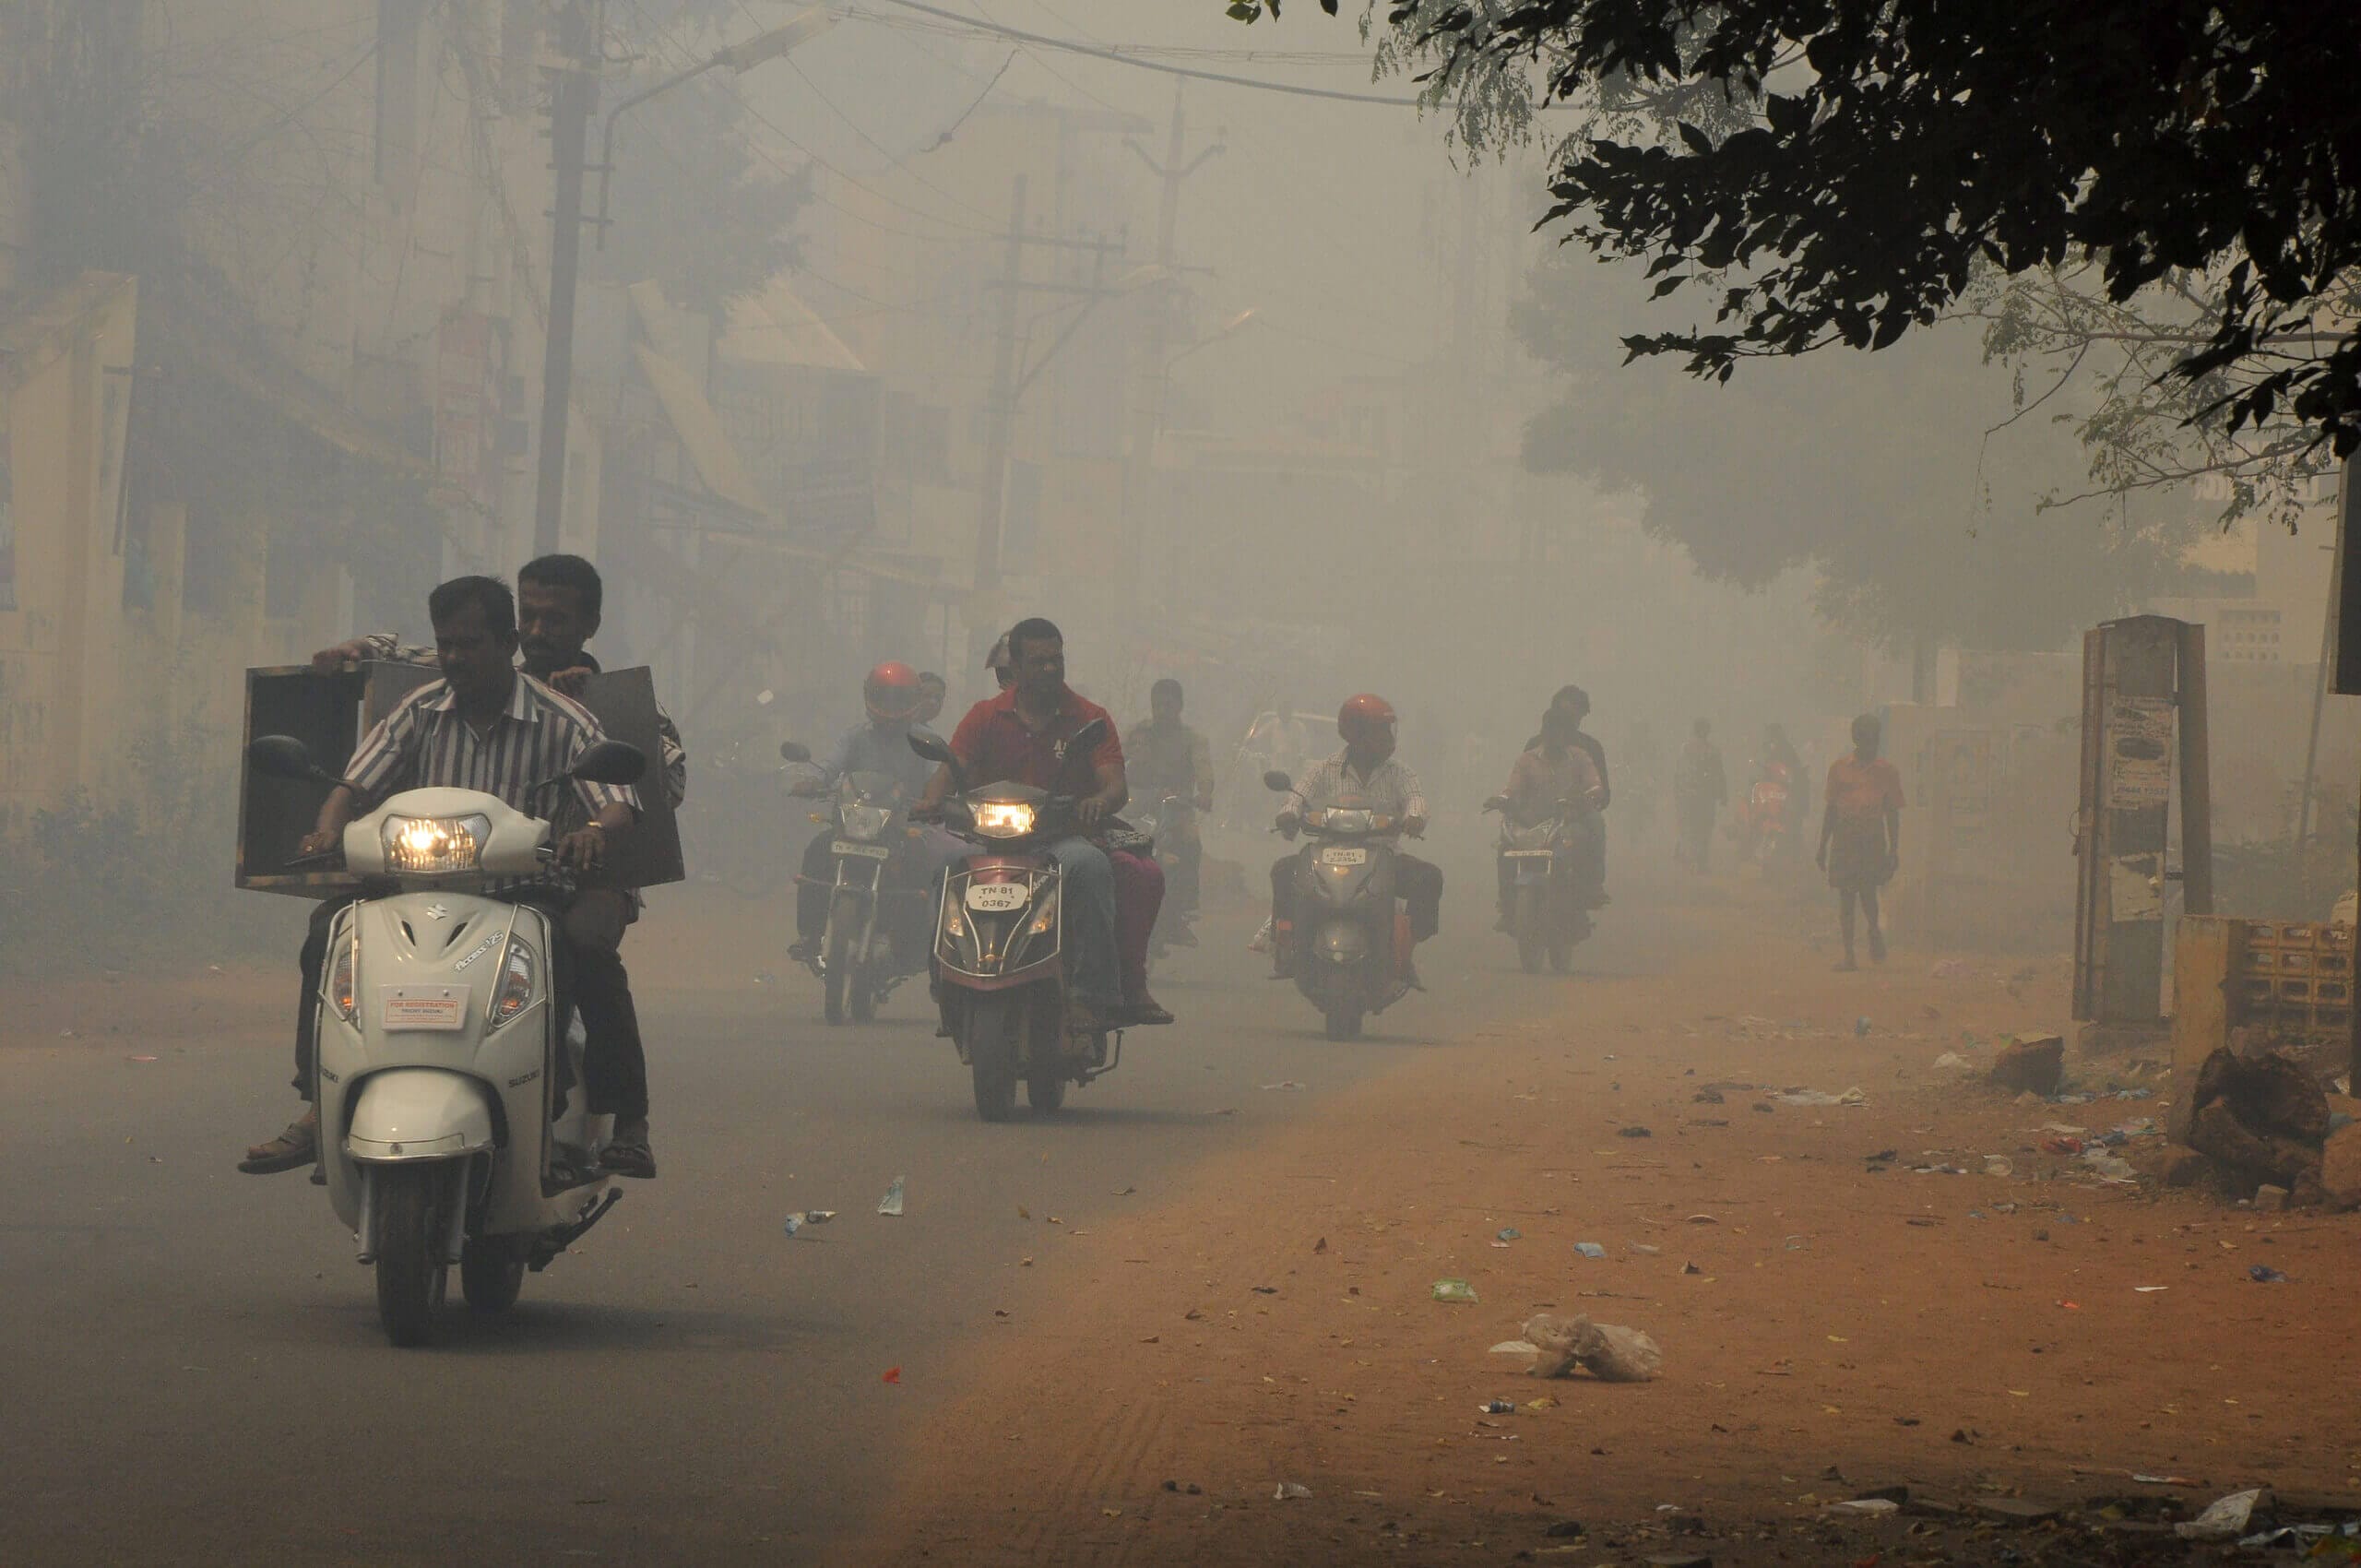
[{"xmin": 346, "ymin": 1067, "xmax": 497, "ymax": 1162}]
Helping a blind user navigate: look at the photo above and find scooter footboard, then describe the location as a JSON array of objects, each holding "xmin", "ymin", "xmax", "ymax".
[{"xmin": 346, "ymin": 1068, "xmax": 498, "ymax": 1162}]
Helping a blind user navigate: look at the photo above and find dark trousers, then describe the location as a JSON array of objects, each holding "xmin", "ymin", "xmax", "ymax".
[
  {"xmin": 293, "ymin": 887, "xmax": 650, "ymax": 1120},
  {"xmin": 1270, "ymin": 851, "xmax": 1443, "ymax": 942},
  {"xmin": 1676, "ymin": 800, "xmax": 1715, "ymax": 870}
]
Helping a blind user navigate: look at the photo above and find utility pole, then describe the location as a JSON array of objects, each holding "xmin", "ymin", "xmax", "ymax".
[
  {"xmin": 532, "ymin": 0, "xmax": 598, "ymax": 558},
  {"xmin": 973, "ymin": 174, "xmax": 1029, "ymax": 599},
  {"xmin": 1121, "ymin": 89, "xmax": 1222, "ymax": 613}
]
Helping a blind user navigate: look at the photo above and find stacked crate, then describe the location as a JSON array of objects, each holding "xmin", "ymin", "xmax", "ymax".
[{"xmin": 2236, "ymin": 921, "xmax": 2355, "ymax": 1040}]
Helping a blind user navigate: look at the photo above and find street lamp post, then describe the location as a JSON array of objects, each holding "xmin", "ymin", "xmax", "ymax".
[{"xmin": 529, "ymin": 6, "xmax": 835, "ymax": 556}]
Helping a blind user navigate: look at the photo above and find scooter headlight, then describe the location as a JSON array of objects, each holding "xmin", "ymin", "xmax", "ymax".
[
  {"xmin": 382, "ymin": 814, "xmax": 490, "ymax": 873},
  {"xmin": 326, "ymin": 935, "xmax": 358, "ymax": 1022},
  {"xmin": 973, "ymin": 801, "xmax": 1038, "ymax": 838},
  {"xmin": 489, "ymin": 937, "xmax": 537, "ymax": 1027},
  {"xmin": 1322, "ymin": 809, "xmax": 1375, "ymax": 834}
]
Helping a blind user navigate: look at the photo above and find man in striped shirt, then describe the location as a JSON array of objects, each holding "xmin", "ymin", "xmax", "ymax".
[{"xmin": 241, "ymin": 576, "xmax": 659, "ymax": 1178}]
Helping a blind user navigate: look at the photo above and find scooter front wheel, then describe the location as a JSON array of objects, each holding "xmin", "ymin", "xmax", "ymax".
[
  {"xmin": 965, "ymin": 995, "xmax": 1019, "ymax": 1123},
  {"xmin": 374, "ymin": 1164, "xmax": 445, "ymax": 1348},
  {"xmin": 1324, "ymin": 1005, "xmax": 1363, "ymax": 1041}
]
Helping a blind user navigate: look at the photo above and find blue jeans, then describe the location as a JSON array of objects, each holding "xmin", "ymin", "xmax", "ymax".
[{"xmin": 1047, "ymin": 836, "xmax": 1121, "ymax": 1008}]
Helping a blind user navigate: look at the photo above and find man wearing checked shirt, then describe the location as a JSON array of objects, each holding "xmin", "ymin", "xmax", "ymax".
[{"xmin": 239, "ymin": 576, "xmax": 660, "ymax": 1179}]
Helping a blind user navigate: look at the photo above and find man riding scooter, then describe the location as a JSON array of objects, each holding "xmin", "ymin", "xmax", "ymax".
[
  {"xmin": 1126, "ymin": 678, "xmax": 1216, "ymax": 949},
  {"xmin": 240, "ymin": 576, "xmax": 653, "ymax": 1177},
  {"xmin": 1271, "ymin": 695, "xmax": 1442, "ymax": 988},
  {"xmin": 787, "ymin": 661, "xmax": 953, "ymax": 967},
  {"xmin": 266, "ymin": 555, "xmax": 680, "ymax": 1178},
  {"xmin": 917, "ymin": 618, "xmax": 1169, "ymax": 1031},
  {"xmin": 1493, "ymin": 707, "xmax": 1607, "ymax": 932}
]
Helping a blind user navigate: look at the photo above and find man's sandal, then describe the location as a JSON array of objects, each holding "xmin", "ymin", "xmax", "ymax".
[{"xmin": 239, "ymin": 1115, "xmax": 318, "ymax": 1175}]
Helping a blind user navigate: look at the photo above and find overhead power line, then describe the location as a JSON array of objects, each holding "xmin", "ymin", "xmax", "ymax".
[{"xmin": 860, "ymin": 0, "xmax": 1459, "ymax": 106}]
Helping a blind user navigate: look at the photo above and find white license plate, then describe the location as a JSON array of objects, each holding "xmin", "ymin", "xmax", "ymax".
[
  {"xmin": 833, "ymin": 840, "xmax": 893, "ymax": 860},
  {"xmin": 381, "ymin": 988, "xmax": 466, "ymax": 1031},
  {"xmin": 1318, "ymin": 846, "xmax": 1369, "ymax": 867},
  {"xmin": 1501, "ymin": 849, "xmax": 1555, "ymax": 859},
  {"xmin": 965, "ymin": 882, "xmax": 1030, "ymax": 912}
]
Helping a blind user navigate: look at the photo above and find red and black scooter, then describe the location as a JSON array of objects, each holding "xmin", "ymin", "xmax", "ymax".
[{"xmin": 908, "ymin": 722, "xmax": 1127, "ymax": 1122}]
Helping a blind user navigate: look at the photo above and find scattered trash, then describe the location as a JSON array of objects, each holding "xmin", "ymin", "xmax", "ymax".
[
  {"xmin": 1480, "ymin": 1399, "xmax": 1518, "ymax": 1415},
  {"xmin": 1854, "ymin": 1016, "xmax": 1872, "ymax": 1037},
  {"xmin": 781, "ymin": 1215, "xmax": 803, "ymax": 1238},
  {"xmin": 1932, "ymin": 1052, "xmax": 1976, "ymax": 1075},
  {"xmin": 2133, "ymin": 1285, "xmax": 2169, "ymax": 1293},
  {"xmin": 1161, "ymin": 1480, "xmax": 1204, "ymax": 1495},
  {"xmin": 2175, "ymin": 1488, "xmax": 2267, "ymax": 1541},
  {"xmin": 1827, "ymin": 1499, "xmax": 1901, "ymax": 1516},
  {"xmin": 1524, "ymin": 1313, "xmax": 1663, "ymax": 1382},
  {"xmin": 804, "ymin": 1210, "xmax": 836, "ymax": 1224},
  {"xmin": 877, "ymin": 1176, "xmax": 907, "ymax": 1217},
  {"xmin": 1618, "ymin": 1125, "xmax": 1653, "ymax": 1138},
  {"xmin": 1498, "ymin": 1228, "xmax": 1523, "ymax": 1242},
  {"xmin": 2248, "ymin": 1265, "xmax": 2290, "ymax": 1283},
  {"xmin": 1628, "ymin": 1242, "xmax": 1661, "ymax": 1255},
  {"xmin": 1275, "ymin": 1481, "xmax": 1312, "ymax": 1502},
  {"xmin": 1774, "ymin": 1087, "xmax": 1867, "ymax": 1108},
  {"xmin": 881, "ymin": 1367, "xmax": 901, "ymax": 1384},
  {"xmin": 1983, "ymin": 1156, "xmax": 2014, "ymax": 1177},
  {"xmin": 1685, "ymin": 1214, "xmax": 1718, "ymax": 1225},
  {"xmin": 1251, "ymin": 1285, "xmax": 1279, "ymax": 1295},
  {"xmin": 2081, "ymin": 1150, "xmax": 2136, "ymax": 1181},
  {"xmin": 1692, "ymin": 1087, "xmax": 1726, "ymax": 1105},
  {"xmin": 2132, "ymin": 1474, "xmax": 2202, "ymax": 1488},
  {"xmin": 127, "ymin": 1054, "xmax": 158, "ymax": 1063},
  {"xmin": 1491, "ymin": 1340, "xmax": 1541, "ymax": 1356},
  {"xmin": 1432, "ymin": 1278, "xmax": 1479, "ymax": 1304},
  {"xmin": 1574, "ymin": 1241, "xmax": 1607, "ymax": 1259},
  {"xmin": 1314, "ymin": 1237, "xmax": 1328, "ymax": 1254},
  {"xmin": 1260, "ymin": 1081, "xmax": 1307, "ymax": 1091}
]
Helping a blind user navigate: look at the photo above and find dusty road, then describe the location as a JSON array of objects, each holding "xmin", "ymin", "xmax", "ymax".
[{"xmin": 0, "ymin": 845, "xmax": 1618, "ymax": 1567}]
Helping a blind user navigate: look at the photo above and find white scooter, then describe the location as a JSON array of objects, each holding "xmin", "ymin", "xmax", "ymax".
[{"xmin": 247, "ymin": 733, "xmax": 646, "ymax": 1347}]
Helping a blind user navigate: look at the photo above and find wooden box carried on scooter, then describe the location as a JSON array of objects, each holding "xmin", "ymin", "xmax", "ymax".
[{"xmin": 237, "ymin": 662, "xmax": 686, "ymax": 897}]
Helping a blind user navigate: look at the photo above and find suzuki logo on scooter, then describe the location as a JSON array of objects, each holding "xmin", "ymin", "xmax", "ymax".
[{"xmin": 424, "ymin": 902, "xmax": 451, "ymax": 921}]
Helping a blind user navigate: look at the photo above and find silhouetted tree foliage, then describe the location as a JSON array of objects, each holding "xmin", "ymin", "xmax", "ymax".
[{"xmin": 1239, "ymin": 0, "xmax": 2361, "ymax": 463}]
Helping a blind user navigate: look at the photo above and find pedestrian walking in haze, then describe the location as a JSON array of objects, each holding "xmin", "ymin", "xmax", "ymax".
[
  {"xmin": 1817, "ymin": 714, "xmax": 1903, "ymax": 970},
  {"xmin": 1672, "ymin": 719, "xmax": 1726, "ymax": 872}
]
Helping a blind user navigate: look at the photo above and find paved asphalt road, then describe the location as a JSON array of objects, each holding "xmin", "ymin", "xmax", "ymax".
[{"xmin": 0, "ymin": 844, "xmax": 1654, "ymax": 1566}]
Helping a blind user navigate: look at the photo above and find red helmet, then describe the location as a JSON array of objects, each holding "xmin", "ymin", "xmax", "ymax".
[
  {"xmin": 864, "ymin": 660, "xmax": 922, "ymax": 723},
  {"xmin": 1337, "ymin": 694, "xmax": 1397, "ymax": 748}
]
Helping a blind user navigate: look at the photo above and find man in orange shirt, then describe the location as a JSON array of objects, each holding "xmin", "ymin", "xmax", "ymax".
[{"xmin": 1817, "ymin": 713, "xmax": 1903, "ymax": 970}]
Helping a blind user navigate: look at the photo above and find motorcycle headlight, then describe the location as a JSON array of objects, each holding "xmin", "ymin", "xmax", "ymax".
[
  {"xmin": 382, "ymin": 814, "xmax": 489, "ymax": 873},
  {"xmin": 972, "ymin": 801, "xmax": 1038, "ymax": 838},
  {"xmin": 489, "ymin": 937, "xmax": 536, "ymax": 1027},
  {"xmin": 327, "ymin": 933, "xmax": 358, "ymax": 1023},
  {"xmin": 840, "ymin": 803, "xmax": 893, "ymax": 839},
  {"xmin": 1323, "ymin": 809, "xmax": 1374, "ymax": 834}
]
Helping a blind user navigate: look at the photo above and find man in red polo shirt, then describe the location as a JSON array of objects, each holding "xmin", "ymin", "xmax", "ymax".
[{"xmin": 919, "ymin": 618, "xmax": 1169, "ymax": 1031}]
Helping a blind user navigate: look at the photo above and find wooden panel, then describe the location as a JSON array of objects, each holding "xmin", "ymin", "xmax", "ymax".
[{"xmin": 2168, "ymin": 915, "xmax": 2239, "ymax": 1143}]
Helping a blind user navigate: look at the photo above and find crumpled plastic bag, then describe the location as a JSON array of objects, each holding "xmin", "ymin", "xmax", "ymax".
[
  {"xmin": 1523, "ymin": 1313, "xmax": 1663, "ymax": 1383},
  {"xmin": 2176, "ymin": 1488, "xmax": 2267, "ymax": 1541}
]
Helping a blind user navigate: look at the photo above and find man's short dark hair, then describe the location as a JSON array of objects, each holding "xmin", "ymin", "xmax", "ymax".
[
  {"xmin": 1007, "ymin": 617, "xmax": 1062, "ymax": 659},
  {"xmin": 1152, "ymin": 678, "xmax": 1183, "ymax": 702},
  {"xmin": 429, "ymin": 576, "xmax": 516, "ymax": 640},
  {"xmin": 518, "ymin": 553, "xmax": 603, "ymax": 620}
]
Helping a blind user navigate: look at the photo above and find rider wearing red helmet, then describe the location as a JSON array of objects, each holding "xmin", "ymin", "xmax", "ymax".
[
  {"xmin": 787, "ymin": 660, "xmax": 943, "ymax": 963},
  {"xmin": 1270, "ymin": 694, "xmax": 1444, "ymax": 986}
]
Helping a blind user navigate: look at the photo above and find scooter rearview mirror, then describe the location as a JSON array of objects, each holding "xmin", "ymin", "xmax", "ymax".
[
  {"xmin": 570, "ymin": 739, "xmax": 647, "ymax": 787},
  {"xmin": 1263, "ymin": 770, "xmax": 1294, "ymax": 793},
  {"xmin": 905, "ymin": 726, "xmax": 955, "ymax": 766},
  {"xmin": 778, "ymin": 741, "xmax": 813, "ymax": 765},
  {"xmin": 248, "ymin": 734, "xmax": 321, "ymax": 782}
]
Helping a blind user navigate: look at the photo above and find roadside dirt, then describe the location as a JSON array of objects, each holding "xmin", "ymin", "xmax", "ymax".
[{"xmin": 854, "ymin": 899, "xmax": 2361, "ymax": 1567}]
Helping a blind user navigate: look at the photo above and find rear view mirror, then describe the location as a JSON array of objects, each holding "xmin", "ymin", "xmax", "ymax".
[
  {"xmin": 1263, "ymin": 770, "xmax": 1294, "ymax": 793},
  {"xmin": 249, "ymin": 735, "xmax": 323, "ymax": 782},
  {"xmin": 1067, "ymin": 717, "xmax": 1109, "ymax": 757},
  {"xmin": 778, "ymin": 741, "xmax": 813, "ymax": 765},
  {"xmin": 571, "ymin": 740, "xmax": 647, "ymax": 787},
  {"xmin": 906, "ymin": 726, "xmax": 955, "ymax": 766}
]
